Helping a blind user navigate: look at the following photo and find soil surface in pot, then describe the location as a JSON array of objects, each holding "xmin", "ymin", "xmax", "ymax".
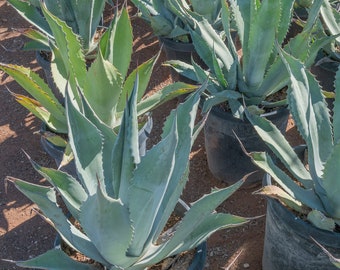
[{"xmin": 0, "ymin": 1, "xmax": 311, "ymax": 269}]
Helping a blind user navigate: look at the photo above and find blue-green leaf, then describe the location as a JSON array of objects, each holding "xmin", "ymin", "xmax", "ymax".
[
  {"xmin": 112, "ymin": 79, "xmax": 140, "ymax": 201},
  {"xmin": 66, "ymin": 89, "xmax": 103, "ymax": 196},
  {"xmin": 80, "ymin": 186, "xmax": 133, "ymax": 267},
  {"xmin": 15, "ymin": 249, "xmax": 98, "ymax": 270}
]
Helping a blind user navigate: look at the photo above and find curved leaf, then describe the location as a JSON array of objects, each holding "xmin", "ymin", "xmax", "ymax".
[
  {"xmin": 0, "ymin": 64, "xmax": 66, "ymax": 124},
  {"xmin": 66, "ymin": 89, "xmax": 103, "ymax": 196},
  {"xmin": 100, "ymin": 7, "xmax": 133, "ymax": 79},
  {"xmin": 15, "ymin": 249, "xmax": 98, "ymax": 270},
  {"xmin": 29, "ymin": 158, "xmax": 87, "ymax": 220},
  {"xmin": 10, "ymin": 178, "xmax": 108, "ymax": 265},
  {"xmin": 322, "ymin": 142, "xmax": 340, "ymax": 219},
  {"xmin": 84, "ymin": 52, "xmax": 123, "ymax": 127}
]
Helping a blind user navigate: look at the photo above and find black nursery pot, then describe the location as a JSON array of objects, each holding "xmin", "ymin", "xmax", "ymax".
[
  {"xmin": 204, "ymin": 106, "xmax": 289, "ymax": 186},
  {"xmin": 159, "ymin": 37, "xmax": 206, "ymax": 85},
  {"xmin": 262, "ymin": 170, "xmax": 340, "ymax": 270}
]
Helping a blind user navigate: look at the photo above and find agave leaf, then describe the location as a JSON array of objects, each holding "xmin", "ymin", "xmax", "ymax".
[
  {"xmin": 22, "ymin": 39, "xmax": 50, "ymax": 51},
  {"xmin": 135, "ymin": 82, "xmax": 197, "ymax": 117},
  {"xmin": 192, "ymin": 62, "xmax": 217, "ymax": 89},
  {"xmin": 148, "ymin": 91, "xmax": 203, "ymax": 244},
  {"xmin": 72, "ymin": 87, "xmax": 119, "ymax": 200},
  {"xmin": 22, "ymin": 28, "xmax": 50, "ymax": 50},
  {"xmin": 59, "ymin": 142, "xmax": 74, "ymax": 168},
  {"xmin": 190, "ymin": 18, "xmax": 234, "ymax": 73},
  {"xmin": 276, "ymin": 0, "xmax": 295, "ymax": 45},
  {"xmin": 242, "ymin": 0, "xmax": 281, "ymax": 90},
  {"xmin": 228, "ymin": 0, "xmax": 250, "ymax": 49},
  {"xmin": 249, "ymin": 151, "xmax": 325, "ymax": 213},
  {"xmin": 0, "ymin": 63, "xmax": 66, "ymax": 123},
  {"xmin": 164, "ymin": 59, "xmax": 198, "ymax": 82},
  {"xmin": 49, "ymin": 41, "xmax": 68, "ymax": 98},
  {"xmin": 321, "ymin": 0, "xmax": 340, "ymax": 44},
  {"xmin": 166, "ymin": 58, "xmax": 211, "ymax": 87},
  {"xmin": 150, "ymin": 15, "xmax": 174, "ymax": 36},
  {"xmin": 65, "ymin": 89, "xmax": 104, "ymax": 196},
  {"xmin": 13, "ymin": 93, "xmax": 67, "ymax": 133},
  {"xmin": 41, "ymin": 3, "xmax": 87, "ymax": 95},
  {"xmin": 14, "ymin": 249, "xmax": 98, "ymax": 270},
  {"xmin": 112, "ymin": 79, "xmax": 140, "ymax": 201},
  {"xmin": 303, "ymin": 0, "xmax": 323, "ymax": 33},
  {"xmin": 167, "ymin": 0, "xmax": 190, "ymax": 17},
  {"xmin": 306, "ymin": 33, "xmax": 340, "ymax": 68},
  {"xmin": 130, "ymin": 0, "xmax": 157, "ymax": 18},
  {"xmin": 188, "ymin": 3, "xmax": 237, "ymax": 89},
  {"xmin": 167, "ymin": 27, "xmax": 190, "ymax": 42},
  {"xmin": 44, "ymin": 1, "xmax": 75, "ymax": 32},
  {"xmin": 245, "ymin": 111, "xmax": 311, "ymax": 187},
  {"xmin": 307, "ymin": 209, "xmax": 335, "ymax": 231},
  {"xmin": 170, "ymin": 180, "xmax": 248, "ymax": 255},
  {"xmin": 69, "ymin": 0, "xmax": 105, "ymax": 52},
  {"xmin": 191, "ymin": 0, "xmax": 221, "ymax": 23},
  {"xmin": 29, "ymin": 157, "xmax": 87, "ymax": 220},
  {"xmin": 78, "ymin": 94, "xmax": 117, "ymax": 150},
  {"xmin": 137, "ymin": 179, "xmax": 247, "ymax": 266},
  {"xmin": 334, "ymin": 67, "xmax": 340, "ymax": 143},
  {"xmin": 84, "ymin": 52, "xmax": 123, "ymax": 127},
  {"xmin": 283, "ymin": 1, "xmax": 329, "ymax": 67},
  {"xmin": 211, "ymin": 44, "xmax": 228, "ymax": 89},
  {"xmin": 254, "ymin": 185, "xmax": 309, "ymax": 214},
  {"xmin": 201, "ymin": 90, "xmax": 241, "ymax": 114},
  {"xmin": 280, "ymin": 48, "xmax": 333, "ymax": 180},
  {"xmin": 220, "ymin": 1, "xmax": 238, "ymax": 90},
  {"xmin": 322, "ymin": 142, "xmax": 340, "ymax": 219},
  {"xmin": 119, "ymin": 53, "xmax": 160, "ymax": 112},
  {"xmin": 10, "ymin": 178, "xmax": 109, "ymax": 264},
  {"xmin": 80, "ymin": 185, "xmax": 133, "ymax": 267},
  {"xmin": 42, "ymin": 132, "xmax": 68, "ymax": 148},
  {"xmin": 7, "ymin": 0, "xmax": 51, "ymax": 37},
  {"xmin": 100, "ymin": 7, "xmax": 133, "ymax": 79},
  {"xmin": 254, "ymin": 56, "xmax": 289, "ymax": 98},
  {"xmin": 127, "ymin": 118, "xmax": 178, "ymax": 257}
]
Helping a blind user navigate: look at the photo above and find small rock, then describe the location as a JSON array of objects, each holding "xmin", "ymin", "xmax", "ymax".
[{"xmin": 243, "ymin": 263, "xmax": 250, "ymax": 268}]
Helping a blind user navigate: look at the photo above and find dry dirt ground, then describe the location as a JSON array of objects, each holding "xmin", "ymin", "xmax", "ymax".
[{"xmin": 0, "ymin": 1, "xmax": 309, "ymax": 269}]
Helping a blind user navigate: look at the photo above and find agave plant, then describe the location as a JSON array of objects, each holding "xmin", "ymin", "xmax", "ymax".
[
  {"xmin": 167, "ymin": 0, "xmax": 334, "ymax": 118},
  {"xmin": 0, "ymin": 5, "xmax": 195, "ymax": 140},
  {"xmin": 246, "ymin": 44, "xmax": 340, "ymax": 231},
  {"xmin": 6, "ymin": 83, "xmax": 248, "ymax": 269},
  {"xmin": 7, "ymin": 0, "xmax": 110, "ymax": 55},
  {"xmin": 130, "ymin": 0, "xmax": 222, "ymax": 42}
]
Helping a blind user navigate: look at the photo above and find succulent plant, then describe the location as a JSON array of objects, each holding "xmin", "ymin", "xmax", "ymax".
[
  {"xmin": 0, "ymin": 5, "xmax": 195, "ymax": 135},
  {"xmin": 6, "ymin": 83, "xmax": 248, "ymax": 269},
  {"xmin": 167, "ymin": 0, "xmax": 334, "ymax": 118},
  {"xmin": 7, "ymin": 0, "xmax": 108, "ymax": 55},
  {"xmin": 246, "ymin": 44, "xmax": 340, "ymax": 231},
  {"xmin": 130, "ymin": 0, "xmax": 222, "ymax": 42}
]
